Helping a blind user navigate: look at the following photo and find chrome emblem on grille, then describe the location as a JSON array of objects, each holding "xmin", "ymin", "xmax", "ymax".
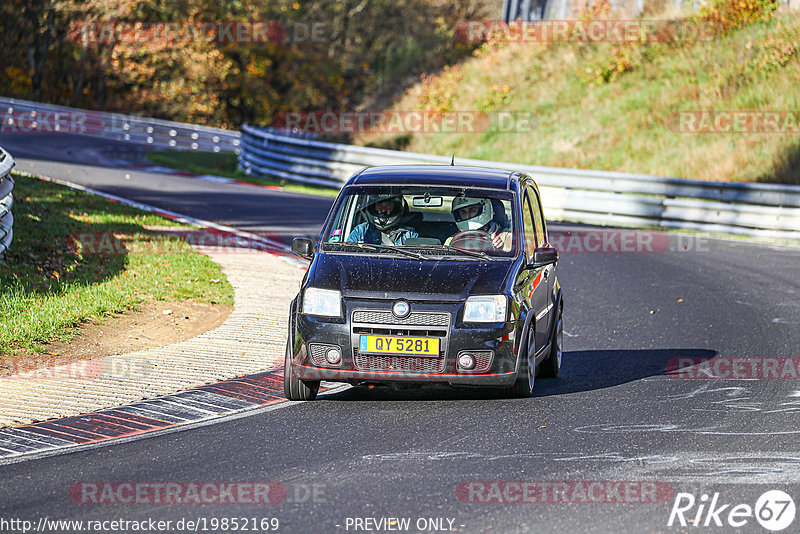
[{"xmin": 392, "ymin": 300, "xmax": 410, "ymax": 318}]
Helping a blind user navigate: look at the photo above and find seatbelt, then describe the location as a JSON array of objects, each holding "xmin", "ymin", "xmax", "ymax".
[{"xmin": 380, "ymin": 230, "xmax": 395, "ymax": 246}]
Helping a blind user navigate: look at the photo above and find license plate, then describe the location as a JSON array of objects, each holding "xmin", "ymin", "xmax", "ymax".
[{"xmin": 359, "ymin": 335, "xmax": 439, "ymax": 356}]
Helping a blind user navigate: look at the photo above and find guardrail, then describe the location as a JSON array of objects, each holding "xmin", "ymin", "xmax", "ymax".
[
  {"xmin": 0, "ymin": 146, "xmax": 15, "ymax": 259},
  {"xmin": 240, "ymin": 123, "xmax": 800, "ymax": 243},
  {"xmin": 0, "ymin": 97, "xmax": 241, "ymax": 153}
]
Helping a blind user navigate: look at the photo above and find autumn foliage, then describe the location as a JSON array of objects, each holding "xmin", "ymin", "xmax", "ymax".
[
  {"xmin": 0, "ymin": 0, "xmax": 491, "ymax": 129},
  {"xmin": 695, "ymin": 0, "xmax": 779, "ymax": 34}
]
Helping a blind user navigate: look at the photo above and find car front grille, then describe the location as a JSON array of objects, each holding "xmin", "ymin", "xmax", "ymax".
[
  {"xmin": 351, "ymin": 309, "xmax": 450, "ymax": 374},
  {"xmin": 352, "ymin": 310, "xmax": 449, "ymax": 327},
  {"xmin": 353, "ymin": 348, "xmax": 446, "ymax": 373}
]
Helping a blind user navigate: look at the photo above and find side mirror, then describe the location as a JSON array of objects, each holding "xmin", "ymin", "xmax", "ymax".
[
  {"xmin": 292, "ymin": 237, "xmax": 314, "ymax": 260},
  {"xmin": 530, "ymin": 247, "xmax": 558, "ymax": 268}
]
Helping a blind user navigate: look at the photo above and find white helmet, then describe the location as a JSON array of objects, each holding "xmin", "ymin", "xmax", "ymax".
[{"xmin": 451, "ymin": 196, "xmax": 493, "ymax": 231}]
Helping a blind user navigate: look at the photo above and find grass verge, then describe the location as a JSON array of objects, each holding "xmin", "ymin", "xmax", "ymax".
[
  {"xmin": 146, "ymin": 150, "xmax": 340, "ymax": 197},
  {"xmin": 0, "ymin": 173, "xmax": 235, "ymax": 355},
  {"xmin": 357, "ymin": 10, "xmax": 800, "ymax": 184}
]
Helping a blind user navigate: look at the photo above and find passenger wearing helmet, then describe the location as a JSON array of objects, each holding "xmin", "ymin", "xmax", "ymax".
[
  {"xmin": 446, "ymin": 196, "xmax": 512, "ymax": 251},
  {"xmin": 346, "ymin": 194, "xmax": 419, "ymax": 245}
]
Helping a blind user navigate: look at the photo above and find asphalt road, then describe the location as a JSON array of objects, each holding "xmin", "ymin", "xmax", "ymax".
[
  {"xmin": 2, "ymin": 133, "xmax": 800, "ymax": 534},
  {"xmin": 0, "ymin": 133, "xmax": 333, "ymax": 241}
]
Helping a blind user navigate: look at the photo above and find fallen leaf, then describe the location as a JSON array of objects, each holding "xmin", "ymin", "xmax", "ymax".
[{"xmin": 677, "ymin": 298, "xmax": 684, "ymax": 302}]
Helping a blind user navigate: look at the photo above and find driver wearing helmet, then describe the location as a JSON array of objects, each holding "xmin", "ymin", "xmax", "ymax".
[
  {"xmin": 346, "ymin": 194, "xmax": 419, "ymax": 245},
  {"xmin": 446, "ymin": 196, "xmax": 512, "ymax": 251}
]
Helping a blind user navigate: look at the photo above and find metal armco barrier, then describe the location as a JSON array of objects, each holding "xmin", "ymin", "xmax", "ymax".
[
  {"xmin": 240, "ymin": 123, "xmax": 800, "ymax": 243},
  {"xmin": 0, "ymin": 146, "xmax": 15, "ymax": 259},
  {"xmin": 0, "ymin": 97, "xmax": 240, "ymax": 153}
]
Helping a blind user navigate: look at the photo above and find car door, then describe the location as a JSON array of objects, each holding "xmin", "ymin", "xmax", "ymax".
[
  {"xmin": 520, "ymin": 190, "xmax": 550, "ymax": 356},
  {"xmin": 528, "ymin": 185, "xmax": 555, "ymax": 349}
]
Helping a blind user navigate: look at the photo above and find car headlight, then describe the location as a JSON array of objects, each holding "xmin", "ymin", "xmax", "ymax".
[
  {"xmin": 464, "ymin": 295, "xmax": 507, "ymax": 323},
  {"xmin": 302, "ymin": 288, "xmax": 342, "ymax": 317}
]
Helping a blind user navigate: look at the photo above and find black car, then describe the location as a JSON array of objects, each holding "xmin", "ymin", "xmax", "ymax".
[{"xmin": 284, "ymin": 165, "xmax": 563, "ymax": 400}]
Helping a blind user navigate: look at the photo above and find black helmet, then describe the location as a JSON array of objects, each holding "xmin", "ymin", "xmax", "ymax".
[{"xmin": 363, "ymin": 194, "xmax": 405, "ymax": 231}]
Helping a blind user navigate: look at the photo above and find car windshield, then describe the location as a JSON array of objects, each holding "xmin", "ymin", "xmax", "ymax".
[{"xmin": 322, "ymin": 186, "xmax": 516, "ymax": 257}]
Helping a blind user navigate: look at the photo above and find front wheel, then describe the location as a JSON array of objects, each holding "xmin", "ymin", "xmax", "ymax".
[
  {"xmin": 539, "ymin": 305, "xmax": 563, "ymax": 378},
  {"xmin": 506, "ymin": 328, "xmax": 534, "ymax": 398},
  {"xmin": 283, "ymin": 336, "xmax": 320, "ymax": 401}
]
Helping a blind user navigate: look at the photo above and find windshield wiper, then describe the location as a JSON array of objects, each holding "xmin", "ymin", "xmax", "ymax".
[
  {"xmin": 337, "ymin": 242, "xmax": 427, "ymax": 260},
  {"xmin": 406, "ymin": 244, "xmax": 493, "ymax": 260}
]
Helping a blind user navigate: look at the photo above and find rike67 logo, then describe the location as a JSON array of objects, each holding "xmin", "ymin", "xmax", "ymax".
[{"xmin": 668, "ymin": 490, "xmax": 796, "ymax": 531}]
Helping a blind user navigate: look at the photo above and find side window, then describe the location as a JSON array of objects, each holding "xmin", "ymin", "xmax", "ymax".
[
  {"xmin": 521, "ymin": 193, "xmax": 537, "ymax": 259},
  {"xmin": 528, "ymin": 187, "xmax": 546, "ymax": 247}
]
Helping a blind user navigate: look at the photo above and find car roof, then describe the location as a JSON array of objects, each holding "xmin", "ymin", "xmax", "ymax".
[{"xmin": 348, "ymin": 165, "xmax": 521, "ymax": 190}]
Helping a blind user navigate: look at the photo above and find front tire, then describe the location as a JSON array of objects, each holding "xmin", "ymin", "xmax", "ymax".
[
  {"xmin": 539, "ymin": 304, "xmax": 563, "ymax": 378},
  {"xmin": 506, "ymin": 327, "xmax": 534, "ymax": 398},
  {"xmin": 283, "ymin": 336, "xmax": 320, "ymax": 401}
]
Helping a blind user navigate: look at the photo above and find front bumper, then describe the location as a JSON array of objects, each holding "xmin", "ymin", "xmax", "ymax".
[{"xmin": 291, "ymin": 298, "xmax": 519, "ymax": 388}]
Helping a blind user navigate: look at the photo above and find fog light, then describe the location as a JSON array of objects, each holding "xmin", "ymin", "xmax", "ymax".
[
  {"xmin": 458, "ymin": 353, "xmax": 476, "ymax": 371},
  {"xmin": 325, "ymin": 348, "xmax": 342, "ymax": 365}
]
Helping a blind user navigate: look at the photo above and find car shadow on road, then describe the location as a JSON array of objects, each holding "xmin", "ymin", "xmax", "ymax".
[
  {"xmin": 319, "ymin": 348, "xmax": 717, "ymax": 402},
  {"xmin": 532, "ymin": 348, "xmax": 717, "ymax": 397}
]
